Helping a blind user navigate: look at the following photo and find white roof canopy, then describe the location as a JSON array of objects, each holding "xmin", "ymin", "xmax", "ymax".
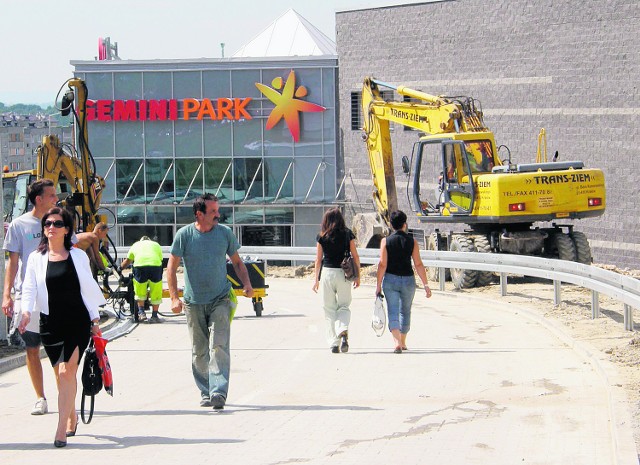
[{"xmin": 233, "ymin": 9, "xmax": 337, "ymax": 58}]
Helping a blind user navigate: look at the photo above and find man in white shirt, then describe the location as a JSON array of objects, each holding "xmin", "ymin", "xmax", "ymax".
[{"xmin": 2, "ymin": 179, "xmax": 58, "ymax": 415}]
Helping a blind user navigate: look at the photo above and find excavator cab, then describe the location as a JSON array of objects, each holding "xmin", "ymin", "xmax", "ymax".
[
  {"xmin": 3, "ymin": 171, "xmax": 35, "ymax": 223},
  {"xmin": 440, "ymin": 141, "xmax": 475, "ymax": 214},
  {"xmin": 410, "ymin": 140, "xmax": 475, "ymax": 216}
]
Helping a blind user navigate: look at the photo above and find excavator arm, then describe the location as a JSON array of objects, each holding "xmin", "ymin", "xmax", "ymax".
[
  {"xmin": 4, "ymin": 78, "xmax": 105, "ymax": 233},
  {"xmin": 359, "ymin": 77, "xmax": 495, "ymax": 230},
  {"xmin": 35, "ymin": 133, "xmax": 104, "ymax": 233}
]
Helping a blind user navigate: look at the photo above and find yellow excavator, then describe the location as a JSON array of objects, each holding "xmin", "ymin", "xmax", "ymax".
[
  {"xmin": 3, "ymin": 78, "xmax": 106, "ymax": 233},
  {"xmin": 356, "ymin": 77, "xmax": 606, "ymax": 288}
]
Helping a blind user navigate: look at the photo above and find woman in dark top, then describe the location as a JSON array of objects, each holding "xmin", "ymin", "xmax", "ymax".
[
  {"xmin": 376, "ymin": 210, "xmax": 431, "ymax": 353},
  {"xmin": 19, "ymin": 208, "xmax": 106, "ymax": 447},
  {"xmin": 313, "ymin": 208, "xmax": 361, "ymax": 353}
]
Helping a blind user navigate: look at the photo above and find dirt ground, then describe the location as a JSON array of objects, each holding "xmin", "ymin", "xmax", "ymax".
[{"xmin": 269, "ymin": 262, "xmax": 640, "ymax": 450}]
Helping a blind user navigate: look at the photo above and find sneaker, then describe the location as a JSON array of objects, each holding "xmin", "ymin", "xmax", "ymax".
[
  {"xmin": 148, "ymin": 314, "xmax": 164, "ymax": 324},
  {"xmin": 339, "ymin": 331, "xmax": 349, "ymax": 353},
  {"xmin": 137, "ymin": 312, "xmax": 147, "ymax": 322},
  {"xmin": 210, "ymin": 393, "xmax": 226, "ymax": 410},
  {"xmin": 200, "ymin": 397, "xmax": 212, "ymax": 407},
  {"xmin": 331, "ymin": 345, "xmax": 340, "ymax": 354},
  {"xmin": 31, "ymin": 397, "xmax": 48, "ymax": 415}
]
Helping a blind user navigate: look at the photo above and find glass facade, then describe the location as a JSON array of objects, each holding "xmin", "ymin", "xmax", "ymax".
[{"xmin": 74, "ymin": 59, "xmax": 339, "ymax": 248}]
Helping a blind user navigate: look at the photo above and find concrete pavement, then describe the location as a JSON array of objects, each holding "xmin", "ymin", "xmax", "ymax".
[{"xmin": 0, "ymin": 277, "xmax": 637, "ymax": 465}]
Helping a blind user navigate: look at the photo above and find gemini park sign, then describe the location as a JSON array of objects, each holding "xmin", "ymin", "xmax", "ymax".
[
  {"xmin": 86, "ymin": 98, "xmax": 252, "ymax": 121},
  {"xmin": 85, "ymin": 71, "xmax": 326, "ymax": 143}
]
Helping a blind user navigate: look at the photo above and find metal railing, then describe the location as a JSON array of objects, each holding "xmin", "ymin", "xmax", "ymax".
[{"xmin": 115, "ymin": 246, "xmax": 640, "ymax": 331}]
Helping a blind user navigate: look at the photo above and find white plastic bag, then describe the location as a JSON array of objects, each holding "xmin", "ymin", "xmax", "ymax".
[{"xmin": 372, "ymin": 294, "xmax": 386, "ymax": 337}]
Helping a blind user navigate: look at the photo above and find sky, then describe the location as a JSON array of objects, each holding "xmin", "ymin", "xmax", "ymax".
[{"xmin": 1, "ymin": 0, "xmax": 424, "ymax": 106}]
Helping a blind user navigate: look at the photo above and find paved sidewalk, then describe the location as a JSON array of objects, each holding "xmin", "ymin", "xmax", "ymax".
[{"xmin": 0, "ymin": 278, "xmax": 637, "ymax": 464}]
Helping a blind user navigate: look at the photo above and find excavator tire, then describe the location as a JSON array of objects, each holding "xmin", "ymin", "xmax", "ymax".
[
  {"xmin": 472, "ymin": 234, "xmax": 494, "ymax": 287},
  {"xmin": 449, "ymin": 235, "xmax": 478, "ymax": 289},
  {"xmin": 549, "ymin": 232, "xmax": 577, "ymax": 261},
  {"xmin": 569, "ymin": 231, "xmax": 592, "ymax": 264},
  {"xmin": 426, "ymin": 233, "xmax": 450, "ymax": 282}
]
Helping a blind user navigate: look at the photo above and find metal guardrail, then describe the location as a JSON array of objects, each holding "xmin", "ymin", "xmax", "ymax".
[{"xmin": 115, "ymin": 246, "xmax": 640, "ymax": 331}]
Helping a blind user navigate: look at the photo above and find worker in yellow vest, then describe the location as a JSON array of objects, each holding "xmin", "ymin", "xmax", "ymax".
[{"xmin": 120, "ymin": 236, "xmax": 164, "ymax": 323}]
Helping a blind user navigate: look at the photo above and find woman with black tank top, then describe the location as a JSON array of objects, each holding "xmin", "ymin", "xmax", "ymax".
[
  {"xmin": 18, "ymin": 208, "xmax": 106, "ymax": 447},
  {"xmin": 375, "ymin": 211, "xmax": 431, "ymax": 353},
  {"xmin": 313, "ymin": 208, "xmax": 361, "ymax": 353}
]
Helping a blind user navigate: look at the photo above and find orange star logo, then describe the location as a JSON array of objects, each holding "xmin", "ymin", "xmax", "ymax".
[{"xmin": 256, "ymin": 70, "xmax": 325, "ymax": 142}]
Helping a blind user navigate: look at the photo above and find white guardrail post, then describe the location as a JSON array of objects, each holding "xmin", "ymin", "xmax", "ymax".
[{"xmin": 114, "ymin": 246, "xmax": 640, "ymax": 331}]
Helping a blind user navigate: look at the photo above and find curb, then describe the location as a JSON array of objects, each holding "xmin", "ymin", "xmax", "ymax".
[{"xmin": 0, "ymin": 314, "xmax": 129, "ymax": 376}]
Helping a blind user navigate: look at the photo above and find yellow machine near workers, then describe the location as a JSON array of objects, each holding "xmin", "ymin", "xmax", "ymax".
[
  {"xmin": 356, "ymin": 77, "xmax": 606, "ymax": 288},
  {"xmin": 2, "ymin": 78, "xmax": 106, "ymax": 233}
]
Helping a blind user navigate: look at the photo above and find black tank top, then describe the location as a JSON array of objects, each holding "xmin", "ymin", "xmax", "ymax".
[{"xmin": 385, "ymin": 231, "xmax": 414, "ymax": 276}]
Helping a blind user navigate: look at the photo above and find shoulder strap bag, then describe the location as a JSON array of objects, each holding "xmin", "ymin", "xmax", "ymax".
[
  {"xmin": 340, "ymin": 230, "xmax": 358, "ymax": 282},
  {"xmin": 81, "ymin": 338, "xmax": 103, "ymax": 424}
]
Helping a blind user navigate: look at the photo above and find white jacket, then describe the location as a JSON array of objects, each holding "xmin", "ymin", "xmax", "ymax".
[{"xmin": 21, "ymin": 247, "xmax": 106, "ymax": 322}]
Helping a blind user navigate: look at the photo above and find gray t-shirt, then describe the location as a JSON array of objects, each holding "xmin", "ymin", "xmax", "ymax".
[
  {"xmin": 170, "ymin": 223, "xmax": 240, "ymax": 304},
  {"xmin": 3, "ymin": 213, "xmax": 42, "ymax": 294}
]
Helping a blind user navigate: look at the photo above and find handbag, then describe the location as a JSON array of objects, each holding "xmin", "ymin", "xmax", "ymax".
[
  {"xmin": 372, "ymin": 293, "xmax": 386, "ymax": 337},
  {"xmin": 81, "ymin": 338, "xmax": 103, "ymax": 424},
  {"xmin": 340, "ymin": 230, "xmax": 358, "ymax": 282}
]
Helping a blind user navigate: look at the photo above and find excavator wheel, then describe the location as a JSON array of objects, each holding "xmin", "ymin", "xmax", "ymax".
[
  {"xmin": 472, "ymin": 234, "xmax": 495, "ymax": 287},
  {"xmin": 449, "ymin": 235, "xmax": 478, "ymax": 289},
  {"xmin": 569, "ymin": 231, "xmax": 592, "ymax": 264},
  {"xmin": 548, "ymin": 232, "xmax": 577, "ymax": 261},
  {"xmin": 426, "ymin": 233, "xmax": 450, "ymax": 282}
]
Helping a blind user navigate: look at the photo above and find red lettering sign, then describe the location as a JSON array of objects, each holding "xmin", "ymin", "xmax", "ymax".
[
  {"xmin": 85, "ymin": 98, "xmax": 253, "ymax": 122},
  {"xmin": 113, "ymin": 100, "xmax": 137, "ymax": 121}
]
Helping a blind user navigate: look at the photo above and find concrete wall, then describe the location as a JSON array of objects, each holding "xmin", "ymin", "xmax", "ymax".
[{"xmin": 337, "ymin": 0, "xmax": 640, "ymax": 267}]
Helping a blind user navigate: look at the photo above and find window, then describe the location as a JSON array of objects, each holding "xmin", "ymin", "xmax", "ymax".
[
  {"xmin": 234, "ymin": 158, "xmax": 263, "ymax": 203},
  {"xmin": 89, "ymin": 123, "xmax": 114, "ymax": 157},
  {"xmin": 351, "ymin": 90, "xmax": 394, "ymax": 131},
  {"xmin": 350, "ymin": 92, "xmax": 361, "ymax": 130},
  {"xmin": 115, "ymin": 73, "xmax": 142, "ymax": 100},
  {"xmin": 116, "ymin": 159, "xmax": 144, "ymax": 202},
  {"xmin": 145, "ymin": 159, "xmax": 174, "ymax": 203},
  {"xmin": 204, "ymin": 158, "xmax": 232, "ymax": 203}
]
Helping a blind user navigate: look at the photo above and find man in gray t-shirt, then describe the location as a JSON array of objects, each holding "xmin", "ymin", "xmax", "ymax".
[
  {"xmin": 2, "ymin": 179, "xmax": 58, "ymax": 415},
  {"xmin": 167, "ymin": 194, "xmax": 253, "ymax": 410}
]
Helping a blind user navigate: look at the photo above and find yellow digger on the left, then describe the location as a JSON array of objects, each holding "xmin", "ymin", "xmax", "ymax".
[{"xmin": 3, "ymin": 78, "xmax": 106, "ymax": 233}]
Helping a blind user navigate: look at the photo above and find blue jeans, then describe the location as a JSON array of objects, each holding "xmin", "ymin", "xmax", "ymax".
[
  {"xmin": 184, "ymin": 296, "xmax": 231, "ymax": 400},
  {"xmin": 382, "ymin": 273, "xmax": 416, "ymax": 334}
]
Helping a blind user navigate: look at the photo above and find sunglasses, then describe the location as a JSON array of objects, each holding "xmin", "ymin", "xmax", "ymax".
[{"xmin": 44, "ymin": 220, "xmax": 66, "ymax": 229}]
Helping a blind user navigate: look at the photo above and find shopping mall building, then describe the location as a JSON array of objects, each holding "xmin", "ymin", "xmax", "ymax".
[
  {"xmin": 71, "ymin": 10, "xmax": 338, "ymax": 249},
  {"xmin": 69, "ymin": 1, "xmax": 638, "ymax": 267}
]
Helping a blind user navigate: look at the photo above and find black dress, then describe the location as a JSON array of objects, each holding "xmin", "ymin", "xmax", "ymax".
[{"xmin": 39, "ymin": 255, "xmax": 91, "ymax": 366}]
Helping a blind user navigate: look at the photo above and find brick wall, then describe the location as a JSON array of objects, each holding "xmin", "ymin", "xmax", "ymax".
[{"xmin": 336, "ymin": 0, "xmax": 640, "ymax": 268}]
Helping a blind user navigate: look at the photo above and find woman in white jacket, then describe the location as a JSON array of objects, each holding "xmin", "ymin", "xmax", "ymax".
[{"xmin": 19, "ymin": 207, "xmax": 106, "ymax": 448}]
